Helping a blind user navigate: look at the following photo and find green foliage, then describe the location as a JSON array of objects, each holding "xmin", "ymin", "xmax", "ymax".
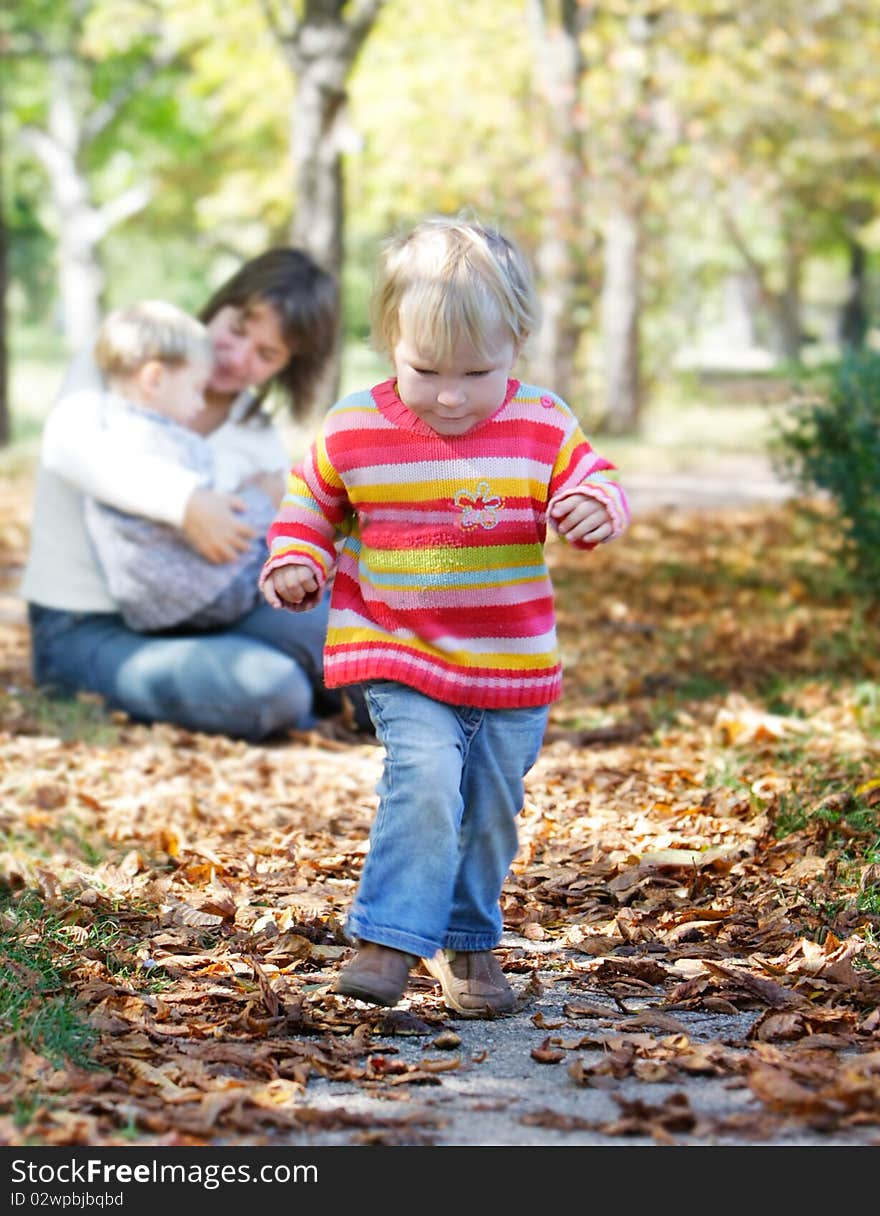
[
  {"xmin": 6, "ymin": 0, "xmax": 880, "ymax": 404},
  {"xmin": 773, "ymin": 351, "xmax": 880, "ymax": 594},
  {"xmin": 6, "ymin": 190, "xmax": 56, "ymax": 321}
]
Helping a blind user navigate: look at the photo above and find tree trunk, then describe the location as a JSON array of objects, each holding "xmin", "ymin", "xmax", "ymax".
[
  {"xmin": 723, "ymin": 272, "xmax": 760, "ymax": 349},
  {"xmin": 269, "ymin": 0, "xmax": 385, "ymax": 406},
  {"xmin": 23, "ymin": 52, "xmax": 151, "ymax": 353},
  {"xmin": 767, "ymin": 245, "xmax": 802, "ymax": 363},
  {"xmin": 56, "ymin": 200, "xmax": 106, "ymax": 352},
  {"xmin": 839, "ymin": 237, "xmax": 868, "ymax": 350},
  {"xmin": 598, "ymin": 12, "xmax": 654, "ymax": 435},
  {"xmin": 526, "ymin": 0, "xmax": 590, "ymax": 401},
  {"xmin": 289, "ymin": 59, "xmax": 345, "ymax": 278},
  {"xmin": 288, "ymin": 48, "xmax": 347, "ymax": 409},
  {"xmin": 600, "ymin": 204, "xmax": 641, "ymax": 434},
  {"xmin": 33, "ymin": 55, "xmax": 104, "ymax": 350}
]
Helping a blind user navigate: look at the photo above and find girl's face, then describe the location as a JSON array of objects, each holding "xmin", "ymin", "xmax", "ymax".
[
  {"xmin": 392, "ymin": 321, "xmax": 517, "ymax": 437},
  {"xmin": 204, "ymin": 301, "xmax": 291, "ymax": 397}
]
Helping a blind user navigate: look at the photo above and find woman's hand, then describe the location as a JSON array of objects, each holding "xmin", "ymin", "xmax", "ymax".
[{"xmin": 182, "ymin": 487, "xmax": 257, "ymax": 563}]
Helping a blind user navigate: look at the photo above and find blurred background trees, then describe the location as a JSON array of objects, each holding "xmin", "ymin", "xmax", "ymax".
[{"xmin": 2, "ymin": 0, "xmax": 879, "ymax": 440}]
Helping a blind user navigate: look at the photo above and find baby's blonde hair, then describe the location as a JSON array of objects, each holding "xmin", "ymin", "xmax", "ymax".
[
  {"xmin": 94, "ymin": 300, "xmax": 213, "ymax": 379},
  {"xmin": 370, "ymin": 214, "xmax": 541, "ymax": 363}
]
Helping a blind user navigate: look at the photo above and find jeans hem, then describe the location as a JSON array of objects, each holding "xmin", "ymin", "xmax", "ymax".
[
  {"xmin": 346, "ymin": 913, "xmax": 440, "ymax": 959},
  {"xmin": 445, "ymin": 932, "xmax": 502, "ymax": 951}
]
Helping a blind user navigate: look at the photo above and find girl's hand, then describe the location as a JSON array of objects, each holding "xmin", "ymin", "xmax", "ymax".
[
  {"xmin": 262, "ymin": 564, "xmax": 320, "ymax": 609},
  {"xmin": 551, "ymin": 494, "xmax": 614, "ymax": 545},
  {"xmin": 182, "ymin": 487, "xmax": 256, "ymax": 562}
]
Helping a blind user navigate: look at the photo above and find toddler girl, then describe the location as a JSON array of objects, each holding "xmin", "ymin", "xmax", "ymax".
[{"xmin": 261, "ymin": 215, "xmax": 629, "ymax": 1016}]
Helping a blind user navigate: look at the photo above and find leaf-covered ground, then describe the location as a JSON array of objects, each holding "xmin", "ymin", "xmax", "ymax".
[{"xmin": 1, "ymin": 471, "xmax": 879, "ymax": 1146}]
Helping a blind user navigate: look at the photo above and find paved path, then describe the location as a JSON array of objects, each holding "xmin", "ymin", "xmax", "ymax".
[
  {"xmin": 621, "ymin": 455, "xmax": 797, "ymax": 516},
  {"xmin": 264, "ymin": 934, "xmax": 877, "ymax": 1148}
]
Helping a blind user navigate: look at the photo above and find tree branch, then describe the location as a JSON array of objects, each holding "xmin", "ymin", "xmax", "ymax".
[
  {"xmin": 90, "ymin": 182, "xmax": 154, "ymax": 242},
  {"xmin": 720, "ymin": 203, "xmax": 769, "ymax": 299},
  {"xmin": 258, "ymin": 0, "xmax": 299, "ymax": 47},
  {"xmin": 82, "ymin": 43, "xmax": 182, "ymax": 144},
  {"xmin": 344, "ymin": 0, "xmax": 387, "ymax": 58},
  {"xmin": 19, "ymin": 126, "xmax": 66, "ymax": 177}
]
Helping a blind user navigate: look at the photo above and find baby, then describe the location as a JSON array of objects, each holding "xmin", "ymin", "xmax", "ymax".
[{"xmin": 82, "ymin": 300, "xmax": 273, "ymax": 632}]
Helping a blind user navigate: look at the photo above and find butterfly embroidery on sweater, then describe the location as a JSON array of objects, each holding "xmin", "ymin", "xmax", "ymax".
[{"xmin": 454, "ymin": 481, "xmax": 503, "ymax": 530}]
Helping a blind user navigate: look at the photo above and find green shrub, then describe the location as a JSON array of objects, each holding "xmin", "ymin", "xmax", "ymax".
[{"xmin": 773, "ymin": 351, "xmax": 880, "ymax": 593}]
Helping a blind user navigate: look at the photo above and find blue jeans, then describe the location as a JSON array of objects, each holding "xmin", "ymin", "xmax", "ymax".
[
  {"xmin": 347, "ymin": 682, "xmax": 549, "ymax": 958},
  {"xmin": 27, "ymin": 596, "xmax": 335, "ymax": 742}
]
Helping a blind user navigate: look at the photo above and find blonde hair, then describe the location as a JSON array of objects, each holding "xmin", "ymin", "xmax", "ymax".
[
  {"xmin": 94, "ymin": 300, "xmax": 213, "ymax": 379},
  {"xmin": 370, "ymin": 214, "xmax": 541, "ymax": 363}
]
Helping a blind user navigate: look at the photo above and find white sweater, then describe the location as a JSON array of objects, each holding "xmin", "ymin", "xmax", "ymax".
[{"xmin": 21, "ymin": 354, "xmax": 290, "ymax": 612}]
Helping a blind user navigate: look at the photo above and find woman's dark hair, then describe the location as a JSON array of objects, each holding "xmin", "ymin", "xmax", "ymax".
[{"xmin": 199, "ymin": 248, "xmax": 339, "ymax": 419}]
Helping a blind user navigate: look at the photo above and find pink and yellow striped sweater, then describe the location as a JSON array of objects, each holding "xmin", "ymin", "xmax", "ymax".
[{"xmin": 263, "ymin": 378, "xmax": 629, "ymax": 709}]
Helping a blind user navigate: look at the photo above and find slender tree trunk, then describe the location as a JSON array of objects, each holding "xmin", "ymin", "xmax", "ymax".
[
  {"xmin": 23, "ymin": 53, "xmax": 151, "ymax": 352},
  {"xmin": 526, "ymin": 0, "xmax": 591, "ymax": 401},
  {"xmin": 289, "ymin": 51, "xmax": 346, "ymax": 277},
  {"xmin": 266, "ymin": 0, "xmax": 385, "ymax": 406},
  {"xmin": 598, "ymin": 13, "xmax": 653, "ymax": 434},
  {"xmin": 288, "ymin": 44, "xmax": 348, "ymax": 409},
  {"xmin": 600, "ymin": 203, "xmax": 641, "ymax": 434},
  {"xmin": 839, "ymin": 237, "xmax": 868, "ymax": 350},
  {"xmin": 721, "ymin": 206, "xmax": 806, "ymax": 365},
  {"xmin": 767, "ymin": 245, "xmax": 802, "ymax": 363},
  {"xmin": 723, "ymin": 272, "xmax": 760, "ymax": 349},
  {"xmin": 29, "ymin": 55, "xmax": 103, "ymax": 349}
]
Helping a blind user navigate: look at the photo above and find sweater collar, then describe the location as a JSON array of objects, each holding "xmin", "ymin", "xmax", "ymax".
[{"xmin": 371, "ymin": 377, "xmax": 520, "ymax": 437}]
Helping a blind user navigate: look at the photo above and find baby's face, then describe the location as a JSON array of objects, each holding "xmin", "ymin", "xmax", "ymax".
[
  {"xmin": 158, "ymin": 358, "xmax": 213, "ymax": 428},
  {"xmin": 392, "ymin": 321, "xmax": 517, "ymax": 437}
]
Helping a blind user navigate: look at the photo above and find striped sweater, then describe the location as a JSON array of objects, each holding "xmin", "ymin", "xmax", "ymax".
[{"xmin": 263, "ymin": 378, "xmax": 629, "ymax": 709}]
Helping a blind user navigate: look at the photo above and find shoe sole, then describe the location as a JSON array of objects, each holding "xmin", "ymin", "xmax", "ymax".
[
  {"xmin": 422, "ymin": 954, "xmax": 515, "ymax": 1018},
  {"xmin": 333, "ymin": 979, "xmax": 402, "ymax": 1006}
]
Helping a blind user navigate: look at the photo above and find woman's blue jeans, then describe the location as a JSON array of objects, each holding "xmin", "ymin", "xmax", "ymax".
[
  {"xmin": 27, "ymin": 595, "xmax": 334, "ymax": 742},
  {"xmin": 347, "ymin": 681, "xmax": 549, "ymax": 958}
]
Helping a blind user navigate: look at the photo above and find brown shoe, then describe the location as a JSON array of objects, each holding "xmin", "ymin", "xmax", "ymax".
[
  {"xmin": 423, "ymin": 949, "xmax": 516, "ymax": 1017},
  {"xmin": 333, "ymin": 942, "xmax": 417, "ymax": 1007}
]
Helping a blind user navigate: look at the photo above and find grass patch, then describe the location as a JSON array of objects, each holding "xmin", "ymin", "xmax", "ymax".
[
  {"xmin": 0, "ymin": 886, "xmax": 171, "ymax": 1081},
  {"xmin": 811, "ymin": 607, "xmax": 878, "ymax": 671},
  {"xmin": 766, "ymin": 770, "xmax": 880, "ymax": 947},
  {"xmin": 771, "ymin": 776, "xmax": 880, "ymax": 875},
  {"xmin": 3, "ymin": 818, "xmax": 107, "ymax": 869},
  {"xmin": 704, "ymin": 756, "xmax": 751, "ymax": 790},
  {"xmin": 852, "ymin": 682, "xmax": 880, "ymax": 736},
  {"xmin": 0, "ymin": 688, "xmax": 126, "ymax": 746},
  {"xmin": 0, "ymin": 889, "xmax": 99, "ymax": 1069},
  {"xmin": 648, "ymin": 672, "xmax": 731, "ymax": 728}
]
